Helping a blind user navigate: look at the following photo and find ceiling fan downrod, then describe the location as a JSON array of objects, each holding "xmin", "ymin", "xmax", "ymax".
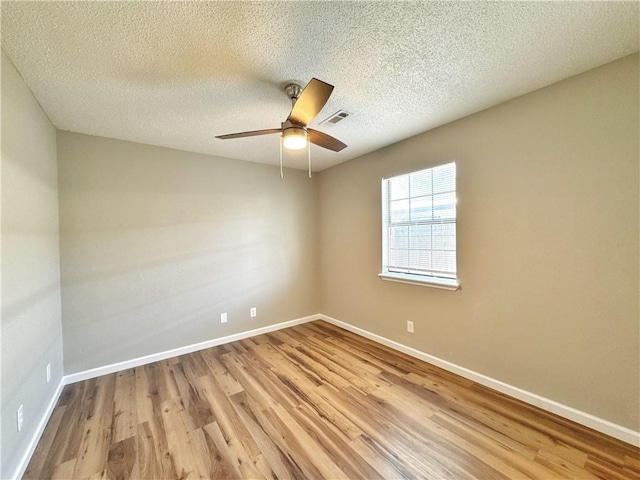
[{"xmin": 284, "ymin": 82, "xmax": 303, "ymax": 107}]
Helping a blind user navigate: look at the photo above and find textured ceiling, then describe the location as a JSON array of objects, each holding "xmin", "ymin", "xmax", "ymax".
[{"xmin": 2, "ymin": 2, "xmax": 638, "ymax": 171}]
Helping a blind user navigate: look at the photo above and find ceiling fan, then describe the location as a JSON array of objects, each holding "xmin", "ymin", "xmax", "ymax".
[{"xmin": 216, "ymin": 78, "xmax": 347, "ymax": 177}]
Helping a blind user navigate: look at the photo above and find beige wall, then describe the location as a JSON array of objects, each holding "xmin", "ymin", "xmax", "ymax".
[
  {"xmin": 1, "ymin": 52, "xmax": 64, "ymax": 478},
  {"xmin": 318, "ymin": 54, "xmax": 639, "ymax": 430},
  {"xmin": 57, "ymin": 132, "xmax": 319, "ymax": 374}
]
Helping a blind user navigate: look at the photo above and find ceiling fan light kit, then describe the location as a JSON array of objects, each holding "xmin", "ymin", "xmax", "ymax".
[
  {"xmin": 216, "ymin": 78, "xmax": 347, "ymax": 178},
  {"xmin": 282, "ymin": 124, "xmax": 308, "ymax": 150}
]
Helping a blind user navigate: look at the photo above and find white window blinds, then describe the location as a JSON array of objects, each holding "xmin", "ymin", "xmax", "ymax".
[{"xmin": 382, "ymin": 162, "xmax": 457, "ymax": 280}]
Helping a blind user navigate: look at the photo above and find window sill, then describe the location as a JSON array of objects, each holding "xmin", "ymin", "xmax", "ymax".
[{"xmin": 378, "ymin": 272, "xmax": 460, "ymax": 291}]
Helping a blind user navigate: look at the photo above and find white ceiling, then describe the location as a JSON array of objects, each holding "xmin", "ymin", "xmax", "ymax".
[{"xmin": 2, "ymin": 2, "xmax": 638, "ymax": 171}]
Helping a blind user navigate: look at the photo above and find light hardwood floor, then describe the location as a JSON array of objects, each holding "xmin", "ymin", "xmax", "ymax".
[{"xmin": 25, "ymin": 320, "xmax": 639, "ymax": 479}]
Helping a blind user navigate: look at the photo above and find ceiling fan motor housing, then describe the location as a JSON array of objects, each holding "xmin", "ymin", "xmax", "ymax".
[{"xmin": 285, "ymin": 82, "xmax": 303, "ymax": 104}]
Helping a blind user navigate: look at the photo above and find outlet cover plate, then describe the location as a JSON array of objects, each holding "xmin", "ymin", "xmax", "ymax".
[{"xmin": 221, "ymin": 312, "xmax": 227, "ymax": 324}]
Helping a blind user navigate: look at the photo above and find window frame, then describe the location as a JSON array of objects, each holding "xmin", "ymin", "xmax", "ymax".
[{"xmin": 379, "ymin": 162, "xmax": 460, "ymax": 291}]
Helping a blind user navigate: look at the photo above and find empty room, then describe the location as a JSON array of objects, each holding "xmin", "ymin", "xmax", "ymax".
[{"xmin": 1, "ymin": 2, "xmax": 639, "ymax": 479}]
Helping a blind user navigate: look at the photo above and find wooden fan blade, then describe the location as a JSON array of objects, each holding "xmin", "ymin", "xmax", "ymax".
[
  {"xmin": 216, "ymin": 128, "xmax": 281, "ymax": 139},
  {"xmin": 308, "ymin": 129, "xmax": 347, "ymax": 152},
  {"xmin": 288, "ymin": 78, "xmax": 334, "ymax": 127}
]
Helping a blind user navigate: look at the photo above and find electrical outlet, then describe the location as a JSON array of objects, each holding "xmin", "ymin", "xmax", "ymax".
[
  {"xmin": 250, "ymin": 307, "xmax": 257, "ymax": 318},
  {"xmin": 220, "ymin": 312, "xmax": 227, "ymax": 324},
  {"xmin": 17, "ymin": 405, "xmax": 23, "ymax": 432},
  {"xmin": 407, "ymin": 321, "xmax": 414, "ymax": 333},
  {"xmin": 46, "ymin": 363, "xmax": 51, "ymax": 383}
]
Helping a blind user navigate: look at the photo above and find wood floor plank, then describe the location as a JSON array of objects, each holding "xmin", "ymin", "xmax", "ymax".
[
  {"xmin": 133, "ymin": 366, "xmax": 154, "ymax": 425},
  {"xmin": 284, "ymin": 340, "xmax": 389, "ymax": 394},
  {"xmin": 289, "ymin": 385, "xmax": 363, "ymax": 442},
  {"xmin": 199, "ymin": 348, "xmax": 244, "ymax": 396},
  {"xmin": 24, "ymin": 320, "xmax": 640, "ymax": 479},
  {"xmin": 318, "ymin": 384, "xmax": 473, "ymax": 479},
  {"xmin": 428, "ymin": 413, "xmax": 561, "ymax": 479},
  {"xmin": 261, "ymin": 404, "xmax": 344, "ymax": 479},
  {"xmin": 348, "ymin": 433, "xmax": 419, "ymax": 479},
  {"xmin": 586, "ymin": 456, "xmax": 640, "ymax": 480},
  {"xmin": 201, "ymin": 421, "xmax": 246, "ymax": 480},
  {"xmin": 282, "ymin": 340, "xmax": 355, "ymax": 391},
  {"xmin": 113, "ymin": 369, "xmax": 137, "ymax": 443},
  {"xmin": 22, "ymin": 405, "xmax": 66, "ymax": 478},
  {"xmin": 534, "ymin": 448, "xmax": 601, "ymax": 479},
  {"xmin": 289, "ymin": 400, "xmax": 381, "ymax": 479},
  {"xmin": 171, "ymin": 362, "xmax": 215, "ymax": 431},
  {"xmin": 137, "ymin": 416, "xmax": 176, "ymax": 479},
  {"xmin": 106, "ymin": 436, "xmax": 137, "ymax": 480},
  {"xmin": 196, "ymin": 374, "xmax": 263, "ymax": 466},
  {"xmin": 137, "ymin": 364, "xmax": 165, "ymax": 422},
  {"xmin": 251, "ymin": 453, "xmax": 277, "ymax": 480},
  {"xmin": 162, "ymin": 402, "xmax": 210, "ymax": 479},
  {"xmin": 35, "ymin": 382, "xmax": 89, "ymax": 477},
  {"xmin": 437, "ymin": 407, "xmax": 539, "ymax": 461},
  {"xmin": 50, "ymin": 458, "xmax": 77, "ymax": 479},
  {"xmin": 72, "ymin": 375, "xmax": 116, "ymax": 479},
  {"xmin": 229, "ymin": 390, "xmax": 311, "ymax": 479}
]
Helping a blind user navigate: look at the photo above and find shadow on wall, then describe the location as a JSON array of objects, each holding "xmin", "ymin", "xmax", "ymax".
[{"xmin": 58, "ymin": 133, "xmax": 319, "ymax": 374}]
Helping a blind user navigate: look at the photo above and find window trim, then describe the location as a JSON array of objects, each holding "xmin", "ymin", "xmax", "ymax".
[
  {"xmin": 380, "ymin": 162, "xmax": 459, "ymax": 291},
  {"xmin": 378, "ymin": 272, "xmax": 459, "ymax": 290}
]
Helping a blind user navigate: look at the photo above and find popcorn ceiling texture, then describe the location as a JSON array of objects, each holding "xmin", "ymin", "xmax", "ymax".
[{"xmin": 1, "ymin": 1, "xmax": 638, "ymax": 171}]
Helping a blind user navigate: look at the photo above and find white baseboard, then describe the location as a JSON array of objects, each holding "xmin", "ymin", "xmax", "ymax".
[
  {"xmin": 11, "ymin": 378, "xmax": 65, "ymax": 480},
  {"xmin": 64, "ymin": 314, "xmax": 319, "ymax": 384},
  {"xmin": 319, "ymin": 314, "xmax": 640, "ymax": 448}
]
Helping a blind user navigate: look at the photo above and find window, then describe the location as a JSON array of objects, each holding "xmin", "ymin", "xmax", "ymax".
[{"xmin": 380, "ymin": 162, "xmax": 459, "ymax": 290}]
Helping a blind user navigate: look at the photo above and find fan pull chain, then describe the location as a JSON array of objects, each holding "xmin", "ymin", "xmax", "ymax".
[
  {"xmin": 308, "ymin": 140, "xmax": 312, "ymax": 178},
  {"xmin": 279, "ymin": 136, "xmax": 284, "ymax": 179}
]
